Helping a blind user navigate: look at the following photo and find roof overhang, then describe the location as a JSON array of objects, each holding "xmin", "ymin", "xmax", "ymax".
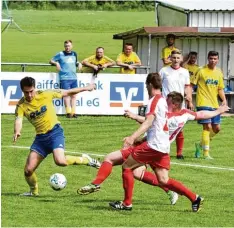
[{"xmin": 113, "ymin": 27, "xmax": 234, "ymax": 40}]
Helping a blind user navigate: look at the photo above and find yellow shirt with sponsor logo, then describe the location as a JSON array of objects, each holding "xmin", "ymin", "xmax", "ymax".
[
  {"xmin": 190, "ymin": 65, "xmax": 224, "ymax": 108},
  {"xmin": 116, "ymin": 52, "xmax": 141, "ymax": 74},
  {"xmin": 183, "ymin": 63, "xmax": 200, "ymax": 77},
  {"xmin": 161, "ymin": 46, "xmax": 178, "ymax": 66},
  {"xmin": 15, "ymin": 90, "xmax": 63, "ymax": 134},
  {"xmin": 82, "ymin": 55, "xmax": 114, "ymax": 73}
]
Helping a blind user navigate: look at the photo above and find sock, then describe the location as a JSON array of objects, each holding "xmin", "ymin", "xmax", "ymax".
[
  {"xmin": 123, "ymin": 168, "xmax": 134, "ymax": 206},
  {"xmin": 176, "ymin": 131, "xmax": 184, "ymax": 156},
  {"xmin": 65, "ymin": 155, "xmax": 89, "ymax": 165},
  {"xmin": 71, "ymin": 107, "xmax": 76, "ymax": 115},
  {"xmin": 141, "ymin": 171, "xmax": 169, "ymax": 192},
  {"xmin": 165, "ymin": 178, "xmax": 196, "ymax": 202},
  {"xmin": 65, "ymin": 106, "xmax": 71, "ymax": 114},
  {"xmin": 92, "ymin": 161, "xmax": 113, "ymax": 185},
  {"xmin": 202, "ymin": 130, "xmax": 210, "ymax": 156},
  {"xmin": 25, "ymin": 172, "xmax": 38, "ymax": 195}
]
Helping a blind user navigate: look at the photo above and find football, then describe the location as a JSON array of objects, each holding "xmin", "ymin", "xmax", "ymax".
[{"xmin": 49, "ymin": 173, "xmax": 67, "ymax": 191}]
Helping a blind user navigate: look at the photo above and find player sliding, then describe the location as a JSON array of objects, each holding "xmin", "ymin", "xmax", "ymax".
[
  {"xmin": 78, "ymin": 76, "xmax": 229, "ymax": 211},
  {"xmin": 13, "ymin": 76, "xmax": 101, "ymax": 196}
]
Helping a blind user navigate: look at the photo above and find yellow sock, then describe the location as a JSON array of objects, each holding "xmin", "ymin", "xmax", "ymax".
[
  {"xmin": 71, "ymin": 107, "xmax": 76, "ymax": 115},
  {"xmin": 65, "ymin": 155, "xmax": 89, "ymax": 165},
  {"xmin": 202, "ymin": 130, "xmax": 210, "ymax": 157},
  {"xmin": 25, "ymin": 172, "xmax": 39, "ymax": 195},
  {"xmin": 66, "ymin": 106, "xmax": 71, "ymax": 114}
]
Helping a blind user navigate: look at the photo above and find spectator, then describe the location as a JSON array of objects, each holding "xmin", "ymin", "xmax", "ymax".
[
  {"xmin": 190, "ymin": 51, "xmax": 227, "ymax": 159},
  {"xmin": 82, "ymin": 47, "xmax": 115, "ymax": 74},
  {"xmin": 161, "ymin": 34, "xmax": 178, "ymax": 66},
  {"xmin": 50, "ymin": 40, "xmax": 81, "ymax": 118},
  {"xmin": 182, "ymin": 51, "xmax": 200, "ymax": 92},
  {"xmin": 116, "ymin": 43, "xmax": 141, "ymax": 74},
  {"xmin": 159, "ymin": 50, "xmax": 193, "ymax": 159}
]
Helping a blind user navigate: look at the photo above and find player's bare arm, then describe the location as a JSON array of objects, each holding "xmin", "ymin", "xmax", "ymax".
[
  {"xmin": 13, "ymin": 117, "xmax": 23, "ymax": 143},
  {"xmin": 49, "ymin": 59, "xmax": 61, "ymax": 71},
  {"xmin": 218, "ymin": 89, "xmax": 227, "ymax": 106},
  {"xmin": 82, "ymin": 60, "xmax": 98, "ymax": 71},
  {"xmin": 123, "ymin": 114, "xmax": 154, "ymax": 148},
  {"xmin": 124, "ymin": 110, "xmax": 145, "ymax": 124},
  {"xmin": 61, "ymin": 83, "xmax": 96, "ymax": 97}
]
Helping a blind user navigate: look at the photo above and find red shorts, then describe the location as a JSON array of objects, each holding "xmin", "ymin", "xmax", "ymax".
[{"xmin": 121, "ymin": 141, "xmax": 170, "ymax": 170}]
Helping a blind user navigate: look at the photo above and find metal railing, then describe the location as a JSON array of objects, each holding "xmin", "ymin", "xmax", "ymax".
[{"xmin": 1, "ymin": 62, "xmax": 150, "ymax": 73}]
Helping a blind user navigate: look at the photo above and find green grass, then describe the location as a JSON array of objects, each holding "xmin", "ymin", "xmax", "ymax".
[
  {"xmin": 1, "ymin": 114, "xmax": 234, "ymax": 227},
  {"xmin": 1, "ymin": 10, "xmax": 155, "ymax": 72}
]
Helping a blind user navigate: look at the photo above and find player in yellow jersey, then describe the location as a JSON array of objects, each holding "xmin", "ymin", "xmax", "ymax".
[
  {"xmin": 190, "ymin": 51, "xmax": 227, "ymax": 159},
  {"xmin": 82, "ymin": 47, "xmax": 115, "ymax": 73},
  {"xmin": 182, "ymin": 51, "xmax": 200, "ymax": 91},
  {"xmin": 116, "ymin": 43, "xmax": 141, "ymax": 74},
  {"xmin": 13, "ymin": 77, "xmax": 101, "ymax": 196},
  {"xmin": 161, "ymin": 34, "xmax": 178, "ymax": 66}
]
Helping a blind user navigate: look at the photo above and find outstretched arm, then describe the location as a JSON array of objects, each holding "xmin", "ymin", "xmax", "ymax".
[
  {"xmin": 61, "ymin": 83, "xmax": 96, "ymax": 97},
  {"xmin": 196, "ymin": 105, "xmax": 229, "ymax": 120},
  {"xmin": 124, "ymin": 110, "xmax": 145, "ymax": 124}
]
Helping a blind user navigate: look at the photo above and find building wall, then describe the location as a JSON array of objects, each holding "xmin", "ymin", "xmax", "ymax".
[
  {"xmin": 189, "ymin": 11, "xmax": 234, "ymax": 27},
  {"xmin": 136, "ymin": 36, "xmax": 230, "ymax": 82}
]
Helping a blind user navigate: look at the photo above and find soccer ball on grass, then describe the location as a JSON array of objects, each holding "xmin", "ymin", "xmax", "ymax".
[{"xmin": 49, "ymin": 173, "xmax": 67, "ymax": 191}]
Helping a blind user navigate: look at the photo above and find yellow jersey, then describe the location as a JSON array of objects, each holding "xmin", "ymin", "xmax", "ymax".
[
  {"xmin": 116, "ymin": 52, "xmax": 141, "ymax": 74},
  {"xmin": 82, "ymin": 55, "xmax": 114, "ymax": 73},
  {"xmin": 183, "ymin": 63, "xmax": 200, "ymax": 77},
  {"xmin": 190, "ymin": 65, "xmax": 224, "ymax": 108},
  {"xmin": 15, "ymin": 90, "xmax": 63, "ymax": 134},
  {"xmin": 161, "ymin": 46, "xmax": 178, "ymax": 66}
]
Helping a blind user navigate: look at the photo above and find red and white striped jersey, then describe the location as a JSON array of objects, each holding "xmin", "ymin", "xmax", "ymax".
[
  {"xmin": 146, "ymin": 94, "xmax": 170, "ymax": 154},
  {"xmin": 168, "ymin": 109, "xmax": 197, "ymax": 143}
]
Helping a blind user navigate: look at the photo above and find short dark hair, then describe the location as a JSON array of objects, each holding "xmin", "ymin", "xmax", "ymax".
[
  {"xmin": 96, "ymin": 47, "xmax": 104, "ymax": 51},
  {"xmin": 171, "ymin": 50, "xmax": 182, "ymax": 55},
  {"xmin": 125, "ymin": 43, "xmax": 133, "ymax": 47},
  {"xmin": 167, "ymin": 91, "xmax": 184, "ymax": 108},
  {"xmin": 20, "ymin": 77, "xmax": 36, "ymax": 90},
  {"xmin": 146, "ymin": 73, "xmax": 162, "ymax": 90},
  {"xmin": 64, "ymin": 40, "xmax": 72, "ymax": 44},
  {"xmin": 166, "ymin": 34, "xmax": 176, "ymax": 39},
  {"xmin": 189, "ymin": 51, "xmax": 198, "ymax": 56},
  {"xmin": 208, "ymin": 51, "xmax": 219, "ymax": 58}
]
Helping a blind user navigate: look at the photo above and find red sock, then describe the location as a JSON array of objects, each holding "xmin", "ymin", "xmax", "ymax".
[
  {"xmin": 176, "ymin": 131, "xmax": 184, "ymax": 155},
  {"xmin": 165, "ymin": 178, "xmax": 196, "ymax": 202},
  {"xmin": 141, "ymin": 171, "xmax": 169, "ymax": 192},
  {"xmin": 122, "ymin": 168, "xmax": 134, "ymax": 206},
  {"xmin": 92, "ymin": 161, "xmax": 113, "ymax": 185}
]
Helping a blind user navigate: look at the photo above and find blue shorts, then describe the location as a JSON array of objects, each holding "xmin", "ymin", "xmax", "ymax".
[
  {"xmin": 196, "ymin": 106, "xmax": 221, "ymax": 124},
  {"xmin": 30, "ymin": 124, "xmax": 65, "ymax": 158},
  {"xmin": 60, "ymin": 79, "xmax": 78, "ymax": 90}
]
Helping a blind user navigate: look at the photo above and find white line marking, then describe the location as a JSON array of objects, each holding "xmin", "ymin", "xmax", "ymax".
[{"xmin": 3, "ymin": 145, "xmax": 234, "ymax": 171}]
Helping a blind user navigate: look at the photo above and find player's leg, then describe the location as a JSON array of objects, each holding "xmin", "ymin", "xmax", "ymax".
[
  {"xmin": 202, "ymin": 123, "xmax": 213, "ymax": 159},
  {"xmin": 70, "ymin": 79, "xmax": 78, "ymax": 118},
  {"xmin": 176, "ymin": 130, "xmax": 184, "ymax": 159},
  {"xmin": 133, "ymin": 166, "xmax": 179, "ymax": 205},
  {"xmin": 21, "ymin": 151, "xmax": 44, "ymax": 196},
  {"xmin": 78, "ymin": 150, "xmax": 124, "ymax": 195},
  {"xmin": 60, "ymin": 80, "xmax": 72, "ymax": 118},
  {"xmin": 210, "ymin": 114, "xmax": 221, "ymax": 141}
]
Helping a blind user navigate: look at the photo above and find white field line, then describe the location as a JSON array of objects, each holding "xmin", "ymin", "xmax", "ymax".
[{"xmin": 3, "ymin": 145, "xmax": 234, "ymax": 172}]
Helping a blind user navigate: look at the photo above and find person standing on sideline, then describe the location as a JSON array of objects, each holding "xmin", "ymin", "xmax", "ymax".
[
  {"xmin": 13, "ymin": 77, "xmax": 100, "ymax": 196},
  {"xmin": 50, "ymin": 40, "xmax": 81, "ymax": 118},
  {"xmin": 161, "ymin": 34, "xmax": 178, "ymax": 66},
  {"xmin": 159, "ymin": 50, "xmax": 193, "ymax": 159},
  {"xmin": 108, "ymin": 73, "xmax": 204, "ymax": 212},
  {"xmin": 190, "ymin": 51, "xmax": 227, "ymax": 159},
  {"xmin": 82, "ymin": 47, "xmax": 115, "ymax": 74},
  {"xmin": 182, "ymin": 51, "xmax": 200, "ymax": 92},
  {"xmin": 116, "ymin": 43, "xmax": 141, "ymax": 74}
]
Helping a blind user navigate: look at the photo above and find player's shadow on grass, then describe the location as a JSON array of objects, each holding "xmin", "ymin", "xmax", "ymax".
[{"xmin": 2, "ymin": 192, "xmax": 20, "ymax": 196}]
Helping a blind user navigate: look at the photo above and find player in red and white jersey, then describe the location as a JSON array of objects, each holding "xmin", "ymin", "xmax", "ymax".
[{"xmin": 159, "ymin": 50, "xmax": 193, "ymax": 159}]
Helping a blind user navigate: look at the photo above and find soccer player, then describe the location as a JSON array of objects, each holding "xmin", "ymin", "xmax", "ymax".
[
  {"xmin": 78, "ymin": 91, "xmax": 228, "ymax": 206},
  {"xmin": 13, "ymin": 77, "xmax": 101, "ymax": 196},
  {"xmin": 190, "ymin": 51, "xmax": 227, "ymax": 159},
  {"xmin": 50, "ymin": 40, "xmax": 81, "ymax": 118},
  {"xmin": 107, "ymin": 72, "xmax": 203, "ymax": 212},
  {"xmin": 82, "ymin": 47, "xmax": 115, "ymax": 74},
  {"xmin": 161, "ymin": 34, "xmax": 178, "ymax": 66},
  {"xmin": 182, "ymin": 51, "xmax": 200, "ymax": 92},
  {"xmin": 116, "ymin": 43, "xmax": 141, "ymax": 74},
  {"xmin": 159, "ymin": 50, "xmax": 193, "ymax": 159}
]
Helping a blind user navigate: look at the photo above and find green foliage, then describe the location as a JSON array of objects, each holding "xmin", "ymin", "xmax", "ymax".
[{"xmin": 2, "ymin": 115, "xmax": 234, "ymax": 226}]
